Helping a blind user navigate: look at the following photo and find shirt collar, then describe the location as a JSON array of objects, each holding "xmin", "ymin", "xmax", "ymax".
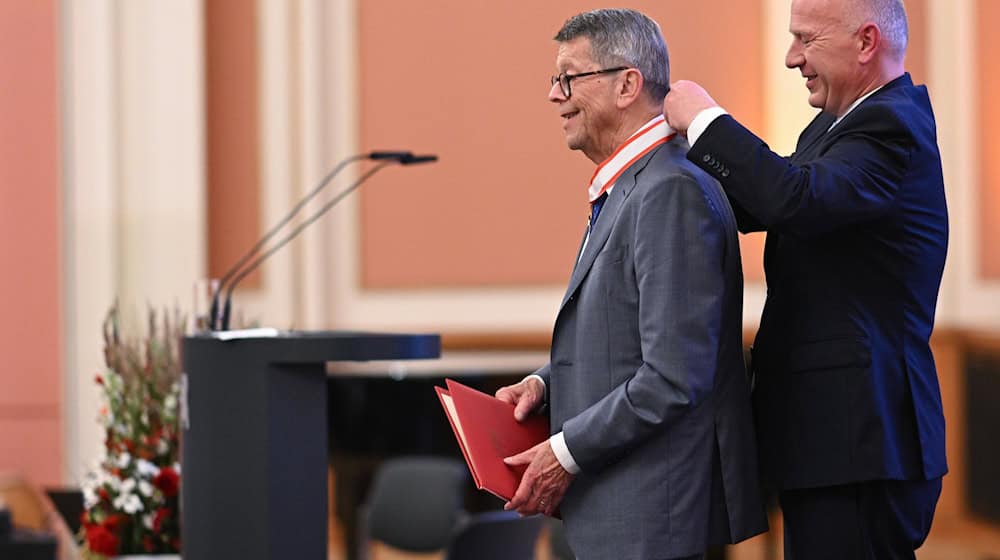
[{"xmin": 827, "ymin": 84, "xmax": 885, "ymax": 132}]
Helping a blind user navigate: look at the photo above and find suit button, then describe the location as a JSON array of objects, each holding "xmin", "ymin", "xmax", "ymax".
[
  {"xmin": 722, "ymin": 169, "xmax": 730, "ymax": 177},
  {"xmin": 702, "ymin": 154, "xmax": 711, "ymax": 163}
]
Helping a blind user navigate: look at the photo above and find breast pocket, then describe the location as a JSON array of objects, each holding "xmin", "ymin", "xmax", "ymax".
[{"xmin": 592, "ymin": 245, "xmax": 627, "ymax": 269}]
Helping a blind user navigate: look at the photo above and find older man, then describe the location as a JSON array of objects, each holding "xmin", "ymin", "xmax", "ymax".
[
  {"xmin": 495, "ymin": 9, "xmax": 766, "ymax": 560},
  {"xmin": 665, "ymin": 0, "xmax": 948, "ymax": 558}
]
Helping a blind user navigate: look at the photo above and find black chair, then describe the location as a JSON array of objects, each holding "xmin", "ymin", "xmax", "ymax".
[
  {"xmin": 547, "ymin": 517, "xmax": 575, "ymax": 559},
  {"xmin": 358, "ymin": 456, "xmax": 468, "ymax": 558},
  {"xmin": 444, "ymin": 510, "xmax": 544, "ymax": 560}
]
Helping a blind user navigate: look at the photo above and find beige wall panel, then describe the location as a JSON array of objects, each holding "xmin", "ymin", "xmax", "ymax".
[{"xmin": 358, "ymin": 1, "xmax": 764, "ymax": 288}]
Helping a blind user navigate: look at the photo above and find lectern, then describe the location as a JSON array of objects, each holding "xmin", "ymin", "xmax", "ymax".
[{"xmin": 181, "ymin": 331, "xmax": 440, "ymax": 560}]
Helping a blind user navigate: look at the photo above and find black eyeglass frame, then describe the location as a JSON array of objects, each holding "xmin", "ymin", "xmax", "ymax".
[{"xmin": 551, "ymin": 66, "xmax": 630, "ymax": 98}]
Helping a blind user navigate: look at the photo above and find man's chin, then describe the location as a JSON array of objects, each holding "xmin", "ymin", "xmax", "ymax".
[{"xmin": 807, "ymin": 93, "xmax": 825, "ymax": 111}]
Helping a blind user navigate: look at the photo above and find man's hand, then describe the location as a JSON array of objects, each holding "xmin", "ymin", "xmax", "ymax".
[
  {"xmin": 503, "ymin": 440, "xmax": 574, "ymax": 517},
  {"xmin": 495, "ymin": 377, "xmax": 545, "ymax": 422},
  {"xmin": 664, "ymin": 80, "xmax": 719, "ymax": 135}
]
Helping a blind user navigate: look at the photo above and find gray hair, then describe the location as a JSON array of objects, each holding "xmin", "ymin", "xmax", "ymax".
[
  {"xmin": 554, "ymin": 8, "xmax": 670, "ymax": 101},
  {"xmin": 847, "ymin": 0, "xmax": 908, "ymax": 58}
]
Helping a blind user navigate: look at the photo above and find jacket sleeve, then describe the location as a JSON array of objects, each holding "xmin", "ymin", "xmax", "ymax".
[
  {"xmin": 688, "ymin": 107, "xmax": 915, "ymax": 237},
  {"xmin": 560, "ymin": 173, "xmax": 727, "ymax": 472}
]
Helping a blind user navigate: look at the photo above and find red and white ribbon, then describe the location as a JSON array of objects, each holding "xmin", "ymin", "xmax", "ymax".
[{"xmin": 587, "ymin": 115, "xmax": 676, "ymax": 202}]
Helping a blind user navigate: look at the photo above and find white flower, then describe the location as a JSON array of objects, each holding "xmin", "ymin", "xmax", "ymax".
[
  {"xmin": 139, "ymin": 480, "xmax": 154, "ymax": 498},
  {"xmin": 122, "ymin": 493, "xmax": 143, "ymax": 514},
  {"xmin": 135, "ymin": 459, "xmax": 159, "ymax": 478},
  {"xmin": 120, "ymin": 477, "xmax": 136, "ymax": 494},
  {"xmin": 116, "ymin": 452, "xmax": 132, "ymax": 469},
  {"xmin": 143, "ymin": 512, "xmax": 154, "ymax": 530},
  {"xmin": 157, "ymin": 438, "xmax": 170, "ymax": 455},
  {"xmin": 83, "ymin": 486, "xmax": 98, "ymax": 509}
]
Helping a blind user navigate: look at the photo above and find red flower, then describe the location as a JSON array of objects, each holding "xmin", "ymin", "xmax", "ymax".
[
  {"xmin": 86, "ymin": 524, "xmax": 120, "ymax": 556},
  {"xmin": 153, "ymin": 507, "xmax": 172, "ymax": 533},
  {"xmin": 153, "ymin": 467, "xmax": 180, "ymax": 497},
  {"xmin": 98, "ymin": 487, "xmax": 110, "ymax": 502},
  {"xmin": 143, "ymin": 535, "xmax": 155, "ymax": 552},
  {"xmin": 103, "ymin": 513, "xmax": 127, "ymax": 531},
  {"xmin": 95, "ymin": 375, "xmax": 104, "ymax": 386}
]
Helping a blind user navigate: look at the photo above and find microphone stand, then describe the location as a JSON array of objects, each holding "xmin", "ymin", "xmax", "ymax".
[
  {"xmin": 218, "ymin": 162, "xmax": 393, "ymax": 330},
  {"xmin": 209, "ymin": 152, "xmax": 414, "ymax": 330}
]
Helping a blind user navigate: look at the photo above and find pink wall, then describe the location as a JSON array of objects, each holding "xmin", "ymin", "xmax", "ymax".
[
  {"xmin": 205, "ymin": 0, "xmax": 263, "ymax": 289},
  {"xmin": 0, "ymin": 0, "xmax": 63, "ymax": 486},
  {"xmin": 358, "ymin": 1, "xmax": 765, "ymax": 289},
  {"xmin": 978, "ymin": 0, "xmax": 1000, "ymax": 279}
]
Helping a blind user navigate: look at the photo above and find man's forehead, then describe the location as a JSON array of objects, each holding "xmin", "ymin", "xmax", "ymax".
[
  {"xmin": 790, "ymin": 0, "xmax": 843, "ymax": 28},
  {"xmin": 556, "ymin": 37, "xmax": 595, "ymax": 68}
]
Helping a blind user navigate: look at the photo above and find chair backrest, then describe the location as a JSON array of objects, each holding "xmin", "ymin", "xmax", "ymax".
[
  {"xmin": 364, "ymin": 456, "xmax": 468, "ymax": 553},
  {"xmin": 547, "ymin": 517, "xmax": 575, "ymax": 560},
  {"xmin": 444, "ymin": 510, "xmax": 544, "ymax": 560},
  {"xmin": 0, "ymin": 472, "xmax": 79, "ymax": 560}
]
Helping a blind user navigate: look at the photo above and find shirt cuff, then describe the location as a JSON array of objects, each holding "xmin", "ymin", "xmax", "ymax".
[
  {"xmin": 550, "ymin": 431, "xmax": 581, "ymax": 474},
  {"xmin": 526, "ymin": 374, "xmax": 547, "ymax": 402},
  {"xmin": 687, "ymin": 106, "xmax": 729, "ymax": 147}
]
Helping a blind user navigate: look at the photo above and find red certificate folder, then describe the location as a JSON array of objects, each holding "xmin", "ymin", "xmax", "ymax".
[{"xmin": 435, "ymin": 378, "xmax": 549, "ymax": 501}]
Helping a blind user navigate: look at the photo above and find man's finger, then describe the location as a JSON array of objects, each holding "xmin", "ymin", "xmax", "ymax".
[
  {"xmin": 513, "ymin": 396, "xmax": 536, "ymax": 421},
  {"xmin": 503, "ymin": 471, "xmax": 535, "ymax": 511},
  {"xmin": 503, "ymin": 448, "xmax": 532, "ymax": 466}
]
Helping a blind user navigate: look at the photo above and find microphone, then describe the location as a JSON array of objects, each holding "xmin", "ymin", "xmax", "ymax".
[
  {"xmin": 212, "ymin": 152, "xmax": 438, "ymax": 330},
  {"xmin": 369, "ymin": 151, "xmax": 416, "ymax": 160},
  {"xmin": 400, "ymin": 154, "xmax": 438, "ymax": 165}
]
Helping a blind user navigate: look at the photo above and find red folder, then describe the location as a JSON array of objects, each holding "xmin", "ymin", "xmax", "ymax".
[{"xmin": 435, "ymin": 378, "xmax": 549, "ymax": 501}]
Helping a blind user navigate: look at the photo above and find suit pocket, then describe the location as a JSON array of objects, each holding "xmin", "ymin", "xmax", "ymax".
[
  {"xmin": 785, "ymin": 336, "xmax": 871, "ymax": 374},
  {"xmin": 593, "ymin": 245, "xmax": 627, "ymax": 268}
]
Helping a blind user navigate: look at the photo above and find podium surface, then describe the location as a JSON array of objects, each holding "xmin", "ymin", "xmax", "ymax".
[{"xmin": 181, "ymin": 331, "xmax": 440, "ymax": 560}]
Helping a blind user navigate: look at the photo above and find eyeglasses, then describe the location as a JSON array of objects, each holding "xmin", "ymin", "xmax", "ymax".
[{"xmin": 550, "ymin": 66, "xmax": 630, "ymax": 98}]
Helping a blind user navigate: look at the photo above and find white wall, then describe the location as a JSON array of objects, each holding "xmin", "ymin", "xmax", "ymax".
[{"xmin": 61, "ymin": 0, "xmax": 205, "ymax": 483}]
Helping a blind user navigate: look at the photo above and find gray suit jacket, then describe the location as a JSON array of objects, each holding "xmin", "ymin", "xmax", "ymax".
[{"xmin": 538, "ymin": 138, "xmax": 767, "ymax": 558}]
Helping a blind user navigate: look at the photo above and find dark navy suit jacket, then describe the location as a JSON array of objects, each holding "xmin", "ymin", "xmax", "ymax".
[{"xmin": 688, "ymin": 73, "xmax": 948, "ymax": 490}]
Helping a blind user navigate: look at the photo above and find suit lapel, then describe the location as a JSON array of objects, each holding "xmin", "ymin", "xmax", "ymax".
[
  {"xmin": 790, "ymin": 111, "xmax": 836, "ymax": 163},
  {"xmin": 558, "ymin": 146, "xmax": 659, "ymax": 310}
]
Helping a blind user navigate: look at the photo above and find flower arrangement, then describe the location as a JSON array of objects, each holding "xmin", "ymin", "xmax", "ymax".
[{"xmin": 79, "ymin": 306, "xmax": 185, "ymax": 559}]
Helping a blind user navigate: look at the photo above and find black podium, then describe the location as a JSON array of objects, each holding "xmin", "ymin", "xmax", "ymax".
[{"xmin": 180, "ymin": 331, "xmax": 440, "ymax": 560}]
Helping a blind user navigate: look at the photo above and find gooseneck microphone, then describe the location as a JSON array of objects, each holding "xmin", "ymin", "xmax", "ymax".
[{"xmin": 209, "ymin": 151, "xmax": 437, "ymax": 331}]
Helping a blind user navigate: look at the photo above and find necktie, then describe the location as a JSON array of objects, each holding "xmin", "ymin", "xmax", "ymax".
[{"xmin": 590, "ymin": 192, "xmax": 608, "ymax": 228}]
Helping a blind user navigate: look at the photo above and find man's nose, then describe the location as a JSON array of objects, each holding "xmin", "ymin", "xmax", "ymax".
[
  {"xmin": 548, "ymin": 80, "xmax": 567, "ymax": 102},
  {"xmin": 785, "ymin": 40, "xmax": 804, "ymax": 69}
]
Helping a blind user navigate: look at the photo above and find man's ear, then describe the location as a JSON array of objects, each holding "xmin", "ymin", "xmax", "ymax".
[
  {"xmin": 616, "ymin": 68, "xmax": 644, "ymax": 109},
  {"xmin": 857, "ymin": 22, "xmax": 880, "ymax": 64}
]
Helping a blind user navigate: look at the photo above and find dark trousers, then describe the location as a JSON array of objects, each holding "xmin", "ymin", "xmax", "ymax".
[{"xmin": 779, "ymin": 478, "xmax": 942, "ymax": 560}]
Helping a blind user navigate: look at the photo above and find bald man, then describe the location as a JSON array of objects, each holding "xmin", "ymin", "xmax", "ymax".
[{"xmin": 665, "ymin": 0, "xmax": 947, "ymax": 558}]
